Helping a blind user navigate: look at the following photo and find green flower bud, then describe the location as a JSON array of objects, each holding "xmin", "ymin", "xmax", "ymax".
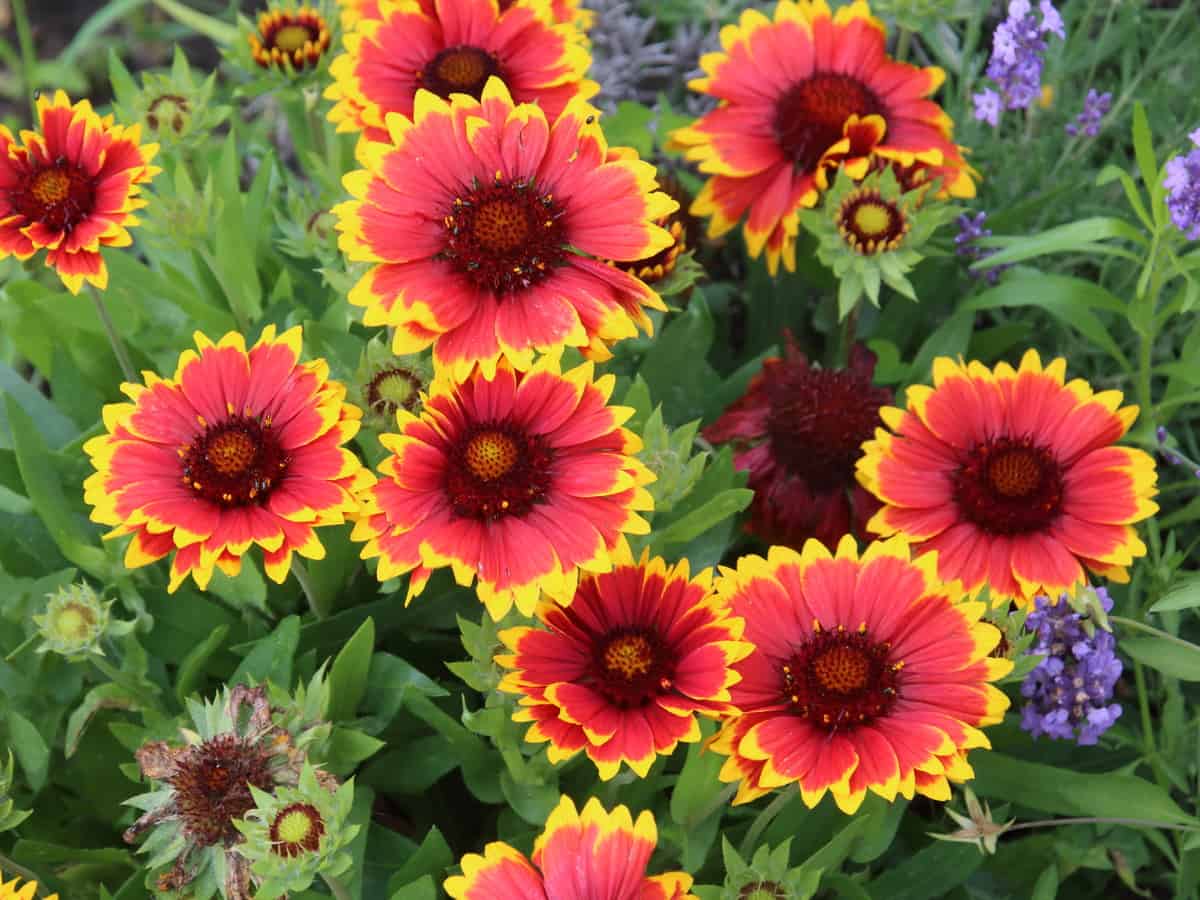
[
  {"xmin": 639, "ymin": 407, "xmax": 708, "ymax": 515},
  {"xmin": 33, "ymin": 582, "xmax": 111, "ymax": 659},
  {"xmin": 719, "ymin": 838, "xmax": 821, "ymax": 900},
  {"xmin": 115, "ymin": 47, "xmax": 231, "ymax": 148},
  {"xmin": 354, "ymin": 335, "xmax": 432, "ymax": 427}
]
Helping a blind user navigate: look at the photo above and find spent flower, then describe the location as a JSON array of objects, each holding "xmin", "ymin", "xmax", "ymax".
[
  {"xmin": 1165, "ymin": 128, "xmax": 1200, "ymax": 241},
  {"xmin": 1020, "ymin": 587, "xmax": 1123, "ymax": 745}
]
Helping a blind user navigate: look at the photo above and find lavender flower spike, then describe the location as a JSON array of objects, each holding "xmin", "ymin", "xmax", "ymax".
[
  {"xmin": 1020, "ymin": 588, "xmax": 1123, "ymax": 746},
  {"xmin": 955, "ymin": 211, "xmax": 1010, "ymax": 285},
  {"xmin": 1065, "ymin": 89, "xmax": 1112, "ymax": 138},
  {"xmin": 973, "ymin": 0, "xmax": 1064, "ymax": 126},
  {"xmin": 1165, "ymin": 128, "xmax": 1200, "ymax": 240}
]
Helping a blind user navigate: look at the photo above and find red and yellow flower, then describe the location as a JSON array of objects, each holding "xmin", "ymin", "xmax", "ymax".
[
  {"xmin": 335, "ymin": 78, "xmax": 676, "ymax": 379},
  {"xmin": 703, "ymin": 337, "xmax": 890, "ymax": 551},
  {"xmin": 0, "ymin": 90, "xmax": 159, "ymax": 293},
  {"xmin": 337, "ymin": 0, "xmax": 589, "ymax": 30},
  {"xmin": 712, "ymin": 537, "xmax": 1011, "ymax": 813},
  {"xmin": 352, "ymin": 354, "xmax": 654, "ymax": 619},
  {"xmin": 249, "ymin": 5, "xmax": 333, "ymax": 72},
  {"xmin": 857, "ymin": 351, "xmax": 1159, "ymax": 604},
  {"xmin": 444, "ymin": 795, "xmax": 695, "ymax": 900},
  {"xmin": 326, "ymin": 0, "xmax": 594, "ymax": 142},
  {"xmin": 496, "ymin": 543, "xmax": 751, "ymax": 778},
  {"xmin": 668, "ymin": 0, "xmax": 974, "ymax": 275},
  {"xmin": 84, "ymin": 327, "xmax": 371, "ymax": 592}
]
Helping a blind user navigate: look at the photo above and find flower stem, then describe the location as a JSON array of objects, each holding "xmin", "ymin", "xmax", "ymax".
[
  {"xmin": 322, "ymin": 873, "xmax": 353, "ymax": 900},
  {"xmin": 292, "ymin": 559, "xmax": 330, "ymax": 619},
  {"xmin": 9, "ymin": 0, "xmax": 37, "ymax": 121},
  {"xmin": 89, "ymin": 288, "xmax": 137, "ymax": 383},
  {"xmin": 1008, "ymin": 816, "xmax": 1200, "ymax": 834},
  {"xmin": 1132, "ymin": 659, "xmax": 1172, "ymax": 794},
  {"xmin": 739, "ymin": 784, "xmax": 796, "ymax": 857},
  {"xmin": 1111, "ymin": 615, "xmax": 1200, "ymax": 654},
  {"xmin": 0, "ymin": 852, "xmax": 43, "ymax": 890},
  {"xmin": 894, "ymin": 27, "xmax": 912, "ymax": 62}
]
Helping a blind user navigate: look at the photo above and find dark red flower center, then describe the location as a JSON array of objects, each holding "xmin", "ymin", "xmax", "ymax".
[
  {"xmin": 764, "ymin": 363, "xmax": 888, "ymax": 490},
  {"xmin": 168, "ymin": 734, "xmax": 275, "ymax": 847},
  {"xmin": 782, "ymin": 626, "xmax": 900, "ymax": 730},
  {"xmin": 146, "ymin": 93, "xmax": 191, "ymax": 134},
  {"xmin": 180, "ymin": 415, "xmax": 291, "ymax": 507},
  {"xmin": 442, "ymin": 176, "xmax": 566, "ymax": 294},
  {"xmin": 13, "ymin": 161, "xmax": 95, "ymax": 232},
  {"xmin": 420, "ymin": 46, "xmax": 502, "ymax": 100},
  {"xmin": 269, "ymin": 802, "xmax": 326, "ymax": 857},
  {"xmin": 953, "ymin": 437, "xmax": 1064, "ymax": 534},
  {"xmin": 774, "ymin": 73, "xmax": 883, "ymax": 172},
  {"xmin": 837, "ymin": 190, "xmax": 909, "ymax": 255},
  {"xmin": 589, "ymin": 628, "xmax": 675, "ymax": 708},
  {"xmin": 366, "ymin": 367, "xmax": 423, "ymax": 416},
  {"xmin": 445, "ymin": 421, "xmax": 554, "ymax": 519}
]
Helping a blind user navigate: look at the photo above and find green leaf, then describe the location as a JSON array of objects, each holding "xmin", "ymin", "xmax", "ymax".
[
  {"xmin": 65, "ymin": 684, "xmax": 140, "ymax": 758},
  {"xmin": 866, "ymin": 840, "xmax": 984, "ymax": 900},
  {"xmin": 670, "ymin": 721, "xmax": 727, "ymax": 827},
  {"xmin": 0, "ymin": 360, "xmax": 79, "ymax": 450},
  {"xmin": 326, "ymin": 727, "xmax": 386, "ymax": 773},
  {"xmin": 1030, "ymin": 865, "xmax": 1059, "ymax": 900},
  {"xmin": 653, "ymin": 488, "xmax": 753, "ymax": 545},
  {"xmin": 1097, "ymin": 164, "xmax": 1153, "ymax": 229},
  {"xmin": 174, "ymin": 624, "xmax": 231, "ymax": 704},
  {"xmin": 973, "ymin": 217, "xmax": 1146, "ymax": 270},
  {"xmin": 151, "ymin": 0, "xmax": 239, "ymax": 44},
  {"xmin": 1122, "ymin": 636, "xmax": 1200, "ymax": 681},
  {"xmin": 970, "ymin": 752, "xmax": 1195, "ymax": 823},
  {"xmin": 388, "ymin": 876, "xmax": 438, "ymax": 900},
  {"xmin": 230, "ymin": 615, "xmax": 300, "ymax": 688},
  {"xmin": 389, "ymin": 826, "xmax": 453, "ymax": 889},
  {"xmin": 602, "ymin": 102, "xmax": 655, "ymax": 158},
  {"xmin": 329, "ymin": 618, "xmax": 377, "ymax": 722},
  {"xmin": 500, "ymin": 770, "xmax": 560, "ymax": 826},
  {"xmin": 801, "ymin": 812, "xmax": 877, "ymax": 875},
  {"xmin": 1149, "ymin": 574, "xmax": 1200, "ymax": 613},
  {"xmin": 1131, "ymin": 103, "xmax": 1159, "ymax": 199},
  {"xmin": 5, "ymin": 711, "xmax": 50, "ymax": 792}
]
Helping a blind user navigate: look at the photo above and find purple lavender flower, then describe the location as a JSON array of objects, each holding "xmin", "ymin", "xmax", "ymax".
[
  {"xmin": 973, "ymin": 0, "xmax": 1064, "ymax": 126},
  {"xmin": 955, "ymin": 211, "xmax": 1010, "ymax": 284},
  {"xmin": 1164, "ymin": 128, "xmax": 1200, "ymax": 240},
  {"xmin": 1020, "ymin": 589, "xmax": 1123, "ymax": 746},
  {"xmin": 1065, "ymin": 89, "xmax": 1112, "ymax": 138}
]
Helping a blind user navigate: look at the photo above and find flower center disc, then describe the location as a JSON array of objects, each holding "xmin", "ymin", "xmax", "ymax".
[
  {"xmin": 590, "ymin": 629, "xmax": 674, "ymax": 708},
  {"xmin": 181, "ymin": 416, "xmax": 290, "ymax": 507},
  {"xmin": 16, "ymin": 163, "xmax": 95, "ymax": 231},
  {"xmin": 952, "ymin": 437, "xmax": 1064, "ymax": 534},
  {"xmin": 270, "ymin": 802, "xmax": 325, "ymax": 857},
  {"xmin": 422, "ymin": 46, "xmax": 501, "ymax": 99},
  {"xmin": 773, "ymin": 73, "xmax": 882, "ymax": 172},
  {"xmin": 838, "ymin": 191, "xmax": 908, "ymax": 255},
  {"xmin": 442, "ymin": 179, "xmax": 566, "ymax": 294},
  {"xmin": 367, "ymin": 368, "xmax": 422, "ymax": 415},
  {"xmin": 168, "ymin": 734, "xmax": 275, "ymax": 847},
  {"xmin": 52, "ymin": 603, "xmax": 95, "ymax": 641},
  {"xmin": 782, "ymin": 629, "xmax": 899, "ymax": 729},
  {"xmin": 273, "ymin": 23, "xmax": 315, "ymax": 52},
  {"xmin": 446, "ymin": 422, "xmax": 554, "ymax": 519}
]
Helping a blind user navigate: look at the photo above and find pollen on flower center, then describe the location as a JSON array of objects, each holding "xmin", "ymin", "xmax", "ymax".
[
  {"xmin": 603, "ymin": 634, "xmax": 654, "ymax": 680},
  {"xmin": 465, "ymin": 431, "xmax": 518, "ymax": 481},
  {"xmin": 15, "ymin": 163, "xmax": 95, "ymax": 230},
  {"xmin": 783, "ymin": 627, "xmax": 900, "ymax": 729},
  {"xmin": 269, "ymin": 802, "xmax": 325, "ymax": 857},
  {"xmin": 953, "ymin": 437, "xmax": 1064, "ymax": 534},
  {"xmin": 774, "ymin": 73, "xmax": 883, "ymax": 172},
  {"xmin": 32, "ymin": 169, "xmax": 70, "ymax": 203},
  {"xmin": 441, "ymin": 177, "xmax": 566, "ymax": 294},
  {"xmin": 180, "ymin": 415, "xmax": 291, "ymax": 507},
  {"xmin": 590, "ymin": 629, "xmax": 674, "ymax": 708},
  {"xmin": 422, "ymin": 46, "xmax": 501, "ymax": 99},
  {"xmin": 446, "ymin": 422, "xmax": 554, "ymax": 519}
]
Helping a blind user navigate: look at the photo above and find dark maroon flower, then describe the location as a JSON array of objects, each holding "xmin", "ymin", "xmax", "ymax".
[{"xmin": 703, "ymin": 336, "xmax": 891, "ymax": 550}]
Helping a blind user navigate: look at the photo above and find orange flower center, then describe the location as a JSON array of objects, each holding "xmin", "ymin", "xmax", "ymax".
[
  {"xmin": 590, "ymin": 629, "xmax": 674, "ymax": 708},
  {"xmin": 447, "ymin": 422, "xmax": 554, "ymax": 520},
  {"xmin": 14, "ymin": 162, "xmax": 95, "ymax": 231},
  {"xmin": 421, "ymin": 46, "xmax": 501, "ymax": 100},
  {"xmin": 773, "ymin": 73, "xmax": 883, "ymax": 173},
  {"xmin": 181, "ymin": 416, "xmax": 291, "ymax": 507},
  {"xmin": 953, "ymin": 437, "xmax": 1064, "ymax": 534},
  {"xmin": 442, "ymin": 177, "xmax": 566, "ymax": 294},
  {"xmin": 269, "ymin": 802, "xmax": 326, "ymax": 857},
  {"xmin": 782, "ymin": 627, "xmax": 900, "ymax": 729},
  {"xmin": 465, "ymin": 431, "xmax": 518, "ymax": 481},
  {"xmin": 837, "ymin": 190, "xmax": 909, "ymax": 255},
  {"xmin": 603, "ymin": 634, "xmax": 653, "ymax": 680}
]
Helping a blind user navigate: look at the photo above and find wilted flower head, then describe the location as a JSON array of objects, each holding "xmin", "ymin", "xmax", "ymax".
[
  {"xmin": 1065, "ymin": 89, "xmax": 1112, "ymax": 138},
  {"xmin": 234, "ymin": 764, "xmax": 358, "ymax": 897},
  {"xmin": 1165, "ymin": 128, "xmax": 1200, "ymax": 241},
  {"xmin": 33, "ymin": 582, "xmax": 114, "ymax": 659},
  {"xmin": 973, "ymin": 1, "xmax": 1064, "ymax": 126},
  {"xmin": 1020, "ymin": 587, "xmax": 1123, "ymax": 746},
  {"xmin": 932, "ymin": 786, "xmax": 1014, "ymax": 855},
  {"xmin": 124, "ymin": 684, "xmax": 332, "ymax": 899}
]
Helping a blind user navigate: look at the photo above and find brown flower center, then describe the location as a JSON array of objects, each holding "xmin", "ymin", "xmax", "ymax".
[
  {"xmin": 774, "ymin": 73, "xmax": 883, "ymax": 172},
  {"xmin": 590, "ymin": 628, "xmax": 674, "ymax": 708},
  {"xmin": 14, "ymin": 162, "xmax": 95, "ymax": 232},
  {"xmin": 952, "ymin": 437, "xmax": 1064, "ymax": 534},
  {"xmin": 180, "ymin": 415, "xmax": 291, "ymax": 507},
  {"xmin": 446, "ymin": 421, "xmax": 554, "ymax": 520},
  {"xmin": 441, "ymin": 176, "xmax": 566, "ymax": 294},
  {"xmin": 782, "ymin": 626, "xmax": 900, "ymax": 730},
  {"xmin": 837, "ymin": 190, "xmax": 909, "ymax": 255},
  {"xmin": 421, "ymin": 46, "xmax": 501, "ymax": 100},
  {"xmin": 269, "ymin": 802, "xmax": 326, "ymax": 857},
  {"xmin": 168, "ymin": 734, "xmax": 275, "ymax": 848}
]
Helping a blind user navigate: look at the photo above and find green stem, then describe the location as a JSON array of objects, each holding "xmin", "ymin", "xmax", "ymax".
[
  {"xmin": 0, "ymin": 851, "xmax": 43, "ymax": 890},
  {"xmin": 688, "ymin": 783, "xmax": 738, "ymax": 828},
  {"xmin": 1008, "ymin": 817, "xmax": 1200, "ymax": 834},
  {"xmin": 1132, "ymin": 659, "xmax": 1171, "ymax": 795},
  {"xmin": 1111, "ymin": 615, "xmax": 1200, "ymax": 654},
  {"xmin": 894, "ymin": 27, "xmax": 912, "ymax": 63},
  {"xmin": 322, "ymin": 873, "xmax": 353, "ymax": 900},
  {"xmin": 739, "ymin": 784, "xmax": 796, "ymax": 857},
  {"xmin": 9, "ymin": 0, "xmax": 38, "ymax": 121},
  {"xmin": 4, "ymin": 632, "xmax": 38, "ymax": 662},
  {"xmin": 291, "ymin": 559, "xmax": 329, "ymax": 619},
  {"xmin": 91, "ymin": 655, "xmax": 161, "ymax": 709},
  {"xmin": 833, "ymin": 304, "xmax": 860, "ymax": 368},
  {"xmin": 90, "ymin": 288, "xmax": 137, "ymax": 383}
]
